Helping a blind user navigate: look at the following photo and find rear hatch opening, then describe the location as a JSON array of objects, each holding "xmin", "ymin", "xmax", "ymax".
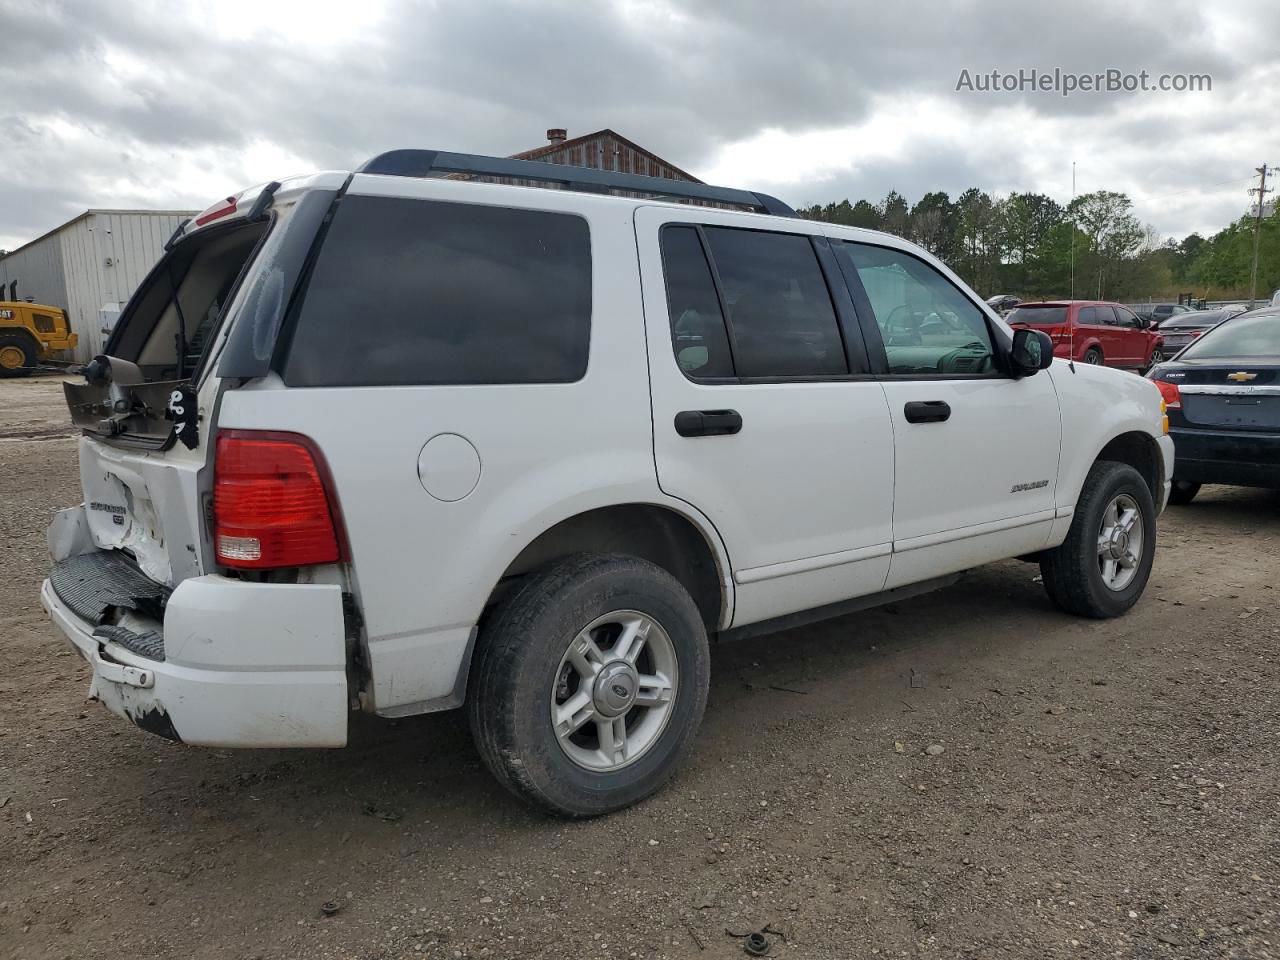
[{"xmin": 64, "ymin": 218, "xmax": 270, "ymax": 449}]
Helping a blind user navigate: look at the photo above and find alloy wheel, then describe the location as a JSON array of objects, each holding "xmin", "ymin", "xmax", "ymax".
[
  {"xmin": 1097, "ymin": 493, "xmax": 1143, "ymax": 591},
  {"xmin": 550, "ymin": 610, "xmax": 678, "ymax": 772}
]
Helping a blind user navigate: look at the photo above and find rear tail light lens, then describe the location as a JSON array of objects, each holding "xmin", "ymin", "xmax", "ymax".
[
  {"xmin": 1153, "ymin": 379, "xmax": 1182, "ymax": 409},
  {"xmin": 214, "ymin": 430, "xmax": 344, "ymax": 569}
]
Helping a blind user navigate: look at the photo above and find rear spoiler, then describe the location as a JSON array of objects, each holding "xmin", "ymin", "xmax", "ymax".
[{"xmin": 165, "ymin": 181, "xmax": 281, "ymax": 251}]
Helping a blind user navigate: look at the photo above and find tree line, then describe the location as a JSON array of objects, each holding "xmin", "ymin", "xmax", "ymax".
[{"xmin": 799, "ymin": 188, "xmax": 1280, "ymax": 303}]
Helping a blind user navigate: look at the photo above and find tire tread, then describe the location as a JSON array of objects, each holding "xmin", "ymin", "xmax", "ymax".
[
  {"xmin": 468, "ymin": 553, "xmax": 706, "ymax": 817},
  {"xmin": 1040, "ymin": 461, "xmax": 1154, "ymax": 619}
]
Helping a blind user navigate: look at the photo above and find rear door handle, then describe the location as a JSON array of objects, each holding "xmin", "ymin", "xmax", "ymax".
[
  {"xmin": 674, "ymin": 409, "xmax": 743, "ymax": 437},
  {"xmin": 903, "ymin": 401, "xmax": 951, "ymax": 424}
]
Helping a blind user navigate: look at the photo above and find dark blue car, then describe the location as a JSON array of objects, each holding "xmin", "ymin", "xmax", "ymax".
[{"xmin": 1148, "ymin": 307, "xmax": 1280, "ymax": 504}]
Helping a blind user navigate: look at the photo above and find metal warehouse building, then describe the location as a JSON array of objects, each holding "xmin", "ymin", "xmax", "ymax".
[{"xmin": 0, "ymin": 209, "xmax": 195, "ymax": 362}]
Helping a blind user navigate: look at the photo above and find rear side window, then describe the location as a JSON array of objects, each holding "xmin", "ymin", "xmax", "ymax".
[
  {"xmin": 701, "ymin": 227, "xmax": 847, "ymax": 378},
  {"xmin": 660, "ymin": 226, "xmax": 734, "ymax": 378},
  {"xmin": 283, "ymin": 196, "xmax": 591, "ymax": 386},
  {"xmin": 1006, "ymin": 306, "xmax": 1068, "ymax": 326}
]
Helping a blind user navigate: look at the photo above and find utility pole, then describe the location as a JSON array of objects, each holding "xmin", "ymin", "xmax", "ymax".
[{"xmin": 1248, "ymin": 163, "xmax": 1272, "ymax": 309}]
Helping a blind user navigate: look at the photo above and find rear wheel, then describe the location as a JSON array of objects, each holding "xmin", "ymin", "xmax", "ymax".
[
  {"xmin": 1083, "ymin": 347, "xmax": 1104, "ymax": 366},
  {"xmin": 468, "ymin": 554, "xmax": 710, "ymax": 817},
  {"xmin": 1040, "ymin": 461, "xmax": 1156, "ymax": 618},
  {"xmin": 1168, "ymin": 479, "xmax": 1200, "ymax": 505},
  {"xmin": 0, "ymin": 333, "xmax": 36, "ymax": 378}
]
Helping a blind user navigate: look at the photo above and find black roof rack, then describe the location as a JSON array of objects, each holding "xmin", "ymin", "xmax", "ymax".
[{"xmin": 357, "ymin": 149, "xmax": 797, "ymax": 218}]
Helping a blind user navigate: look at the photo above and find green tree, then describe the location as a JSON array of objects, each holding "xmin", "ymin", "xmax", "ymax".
[
  {"xmin": 909, "ymin": 191, "xmax": 959, "ymax": 259},
  {"xmin": 1066, "ymin": 191, "xmax": 1143, "ymax": 299},
  {"xmin": 1000, "ymin": 192, "xmax": 1064, "ymax": 294},
  {"xmin": 879, "ymin": 191, "xmax": 910, "ymax": 238}
]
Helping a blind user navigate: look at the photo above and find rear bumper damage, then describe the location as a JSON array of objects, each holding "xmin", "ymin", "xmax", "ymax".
[{"xmin": 41, "ymin": 569, "xmax": 350, "ymax": 748}]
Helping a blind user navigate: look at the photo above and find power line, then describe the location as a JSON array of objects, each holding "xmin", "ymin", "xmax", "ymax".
[{"xmin": 1248, "ymin": 163, "xmax": 1273, "ymax": 309}]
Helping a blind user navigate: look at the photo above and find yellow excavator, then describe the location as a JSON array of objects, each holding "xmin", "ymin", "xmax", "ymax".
[{"xmin": 0, "ymin": 301, "xmax": 78, "ymax": 377}]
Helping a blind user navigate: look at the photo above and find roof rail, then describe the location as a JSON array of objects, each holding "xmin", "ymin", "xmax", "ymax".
[{"xmin": 357, "ymin": 149, "xmax": 797, "ymax": 218}]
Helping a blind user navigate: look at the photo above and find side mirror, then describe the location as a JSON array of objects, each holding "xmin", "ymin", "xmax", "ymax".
[{"xmin": 1010, "ymin": 328, "xmax": 1054, "ymax": 377}]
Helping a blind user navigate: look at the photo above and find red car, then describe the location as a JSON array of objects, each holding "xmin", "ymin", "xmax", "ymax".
[{"xmin": 1006, "ymin": 300, "xmax": 1165, "ymax": 371}]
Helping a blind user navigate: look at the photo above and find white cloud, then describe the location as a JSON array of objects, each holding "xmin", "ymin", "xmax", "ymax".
[{"xmin": 2, "ymin": 0, "xmax": 1276, "ymax": 251}]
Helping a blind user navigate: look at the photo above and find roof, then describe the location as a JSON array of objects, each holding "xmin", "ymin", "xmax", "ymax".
[
  {"xmin": 0, "ymin": 208, "xmax": 198, "ymax": 262},
  {"xmin": 1016, "ymin": 300, "xmax": 1116, "ymax": 307},
  {"xmin": 0, "ymin": 300, "xmax": 65, "ymax": 313},
  {"xmin": 509, "ymin": 128, "xmax": 704, "ymax": 183}
]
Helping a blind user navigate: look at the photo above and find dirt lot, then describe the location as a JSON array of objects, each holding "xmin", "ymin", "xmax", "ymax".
[{"xmin": 1, "ymin": 375, "xmax": 1277, "ymax": 960}]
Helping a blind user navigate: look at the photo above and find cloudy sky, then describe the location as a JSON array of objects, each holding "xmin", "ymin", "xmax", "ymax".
[{"xmin": 2, "ymin": 0, "xmax": 1277, "ymax": 252}]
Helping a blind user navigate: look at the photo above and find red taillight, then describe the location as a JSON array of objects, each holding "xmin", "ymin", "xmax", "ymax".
[
  {"xmin": 213, "ymin": 430, "xmax": 343, "ymax": 569},
  {"xmin": 1153, "ymin": 379, "xmax": 1182, "ymax": 409},
  {"xmin": 195, "ymin": 195, "xmax": 239, "ymax": 226}
]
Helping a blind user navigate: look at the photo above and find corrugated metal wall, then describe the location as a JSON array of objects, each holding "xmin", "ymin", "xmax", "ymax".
[
  {"xmin": 59, "ymin": 212, "xmax": 192, "ymax": 360},
  {"xmin": 0, "ymin": 210, "xmax": 194, "ymax": 361},
  {"xmin": 0, "ymin": 227, "xmax": 70, "ymax": 314}
]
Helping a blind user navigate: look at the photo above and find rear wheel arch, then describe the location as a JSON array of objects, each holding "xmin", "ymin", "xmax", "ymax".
[{"xmin": 489, "ymin": 503, "xmax": 730, "ymax": 632}]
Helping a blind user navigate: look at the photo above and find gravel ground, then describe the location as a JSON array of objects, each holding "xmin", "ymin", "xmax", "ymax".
[{"xmin": 1, "ymin": 375, "xmax": 1277, "ymax": 960}]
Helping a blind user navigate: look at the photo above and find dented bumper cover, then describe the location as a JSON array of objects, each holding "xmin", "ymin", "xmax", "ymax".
[{"xmin": 41, "ymin": 569, "xmax": 349, "ymax": 748}]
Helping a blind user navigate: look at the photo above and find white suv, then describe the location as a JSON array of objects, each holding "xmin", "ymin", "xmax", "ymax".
[{"xmin": 42, "ymin": 150, "xmax": 1174, "ymax": 816}]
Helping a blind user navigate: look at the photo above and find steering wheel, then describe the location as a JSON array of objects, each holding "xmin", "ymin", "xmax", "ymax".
[{"xmin": 884, "ymin": 305, "xmax": 923, "ymax": 345}]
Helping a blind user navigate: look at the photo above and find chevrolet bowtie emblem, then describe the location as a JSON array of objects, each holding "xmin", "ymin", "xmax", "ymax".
[{"xmin": 1227, "ymin": 371, "xmax": 1257, "ymax": 381}]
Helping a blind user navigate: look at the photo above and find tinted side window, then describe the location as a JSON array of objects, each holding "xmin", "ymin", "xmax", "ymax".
[
  {"xmin": 1114, "ymin": 306, "xmax": 1141, "ymax": 328},
  {"xmin": 836, "ymin": 242, "xmax": 996, "ymax": 376},
  {"xmin": 660, "ymin": 226, "xmax": 734, "ymax": 379},
  {"xmin": 702, "ymin": 227, "xmax": 847, "ymax": 378},
  {"xmin": 283, "ymin": 196, "xmax": 591, "ymax": 386},
  {"xmin": 1080, "ymin": 306, "xmax": 1102, "ymax": 325}
]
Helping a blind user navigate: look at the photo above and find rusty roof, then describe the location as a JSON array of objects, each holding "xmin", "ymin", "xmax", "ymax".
[{"xmin": 510, "ymin": 129, "xmax": 704, "ymax": 183}]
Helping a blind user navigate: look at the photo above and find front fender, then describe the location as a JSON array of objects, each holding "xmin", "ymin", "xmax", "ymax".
[{"xmin": 1048, "ymin": 359, "xmax": 1166, "ymax": 512}]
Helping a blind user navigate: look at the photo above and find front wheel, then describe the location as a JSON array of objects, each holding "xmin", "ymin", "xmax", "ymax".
[
  {"xmin": 1040, "ymin": 461, "xmax": 1156, "ymax": 618},
  {"xmin": 1148, "ymin": 347, "xmax": 1164, "ymax": 367},
  {"xmin": 468, "ymin": 554, "xmax": 710, "ymax": 817}
]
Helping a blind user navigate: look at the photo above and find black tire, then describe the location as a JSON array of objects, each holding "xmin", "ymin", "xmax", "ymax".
[
  {"xmin": 1168, "ymin": 479, "xmax": 1201, "ymax": 505},
  {"xmin": 468, "ymin": 553, "xmax": 710, "ymax": 817},
  {"xmin": 1083, "ymin": 347, "xmax": 1104, "ymax": 366},
  {"xmin": 0, "ymin": 332, "xmax": 37, "ymax": 378},
  {"xmin": 1040, "ymin": 461, "xmax": 1156, "ymax": 619}
]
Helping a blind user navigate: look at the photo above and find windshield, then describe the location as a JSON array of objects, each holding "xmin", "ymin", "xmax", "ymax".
[
  {"xmin": 1006, "ymin": 306, "xmax": 1068, "ymax": 326},
  {"xmin": 1180, "ymin": 312, "xmax": 1280, "ymax": 359}
]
